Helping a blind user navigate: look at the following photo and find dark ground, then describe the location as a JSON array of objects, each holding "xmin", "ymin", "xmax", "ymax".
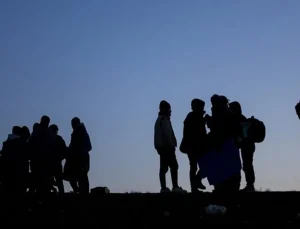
[{"xmin": 1, "ymin": 192, "xmax": 300, "ymax": 227}]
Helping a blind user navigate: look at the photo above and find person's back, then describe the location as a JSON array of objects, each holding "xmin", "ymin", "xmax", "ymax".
[{"xmin": 182, "ymin": 111, "xmax": 207, "ymax": 153}]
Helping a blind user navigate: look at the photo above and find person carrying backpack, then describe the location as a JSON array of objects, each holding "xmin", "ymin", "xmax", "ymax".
[
  {"xmin": 154, "ymin": 100, "xmax": 187, "ymax": 193},
  {"xmin": 229, "ymin": 101, "xmax": 266, "ymax": 192}
]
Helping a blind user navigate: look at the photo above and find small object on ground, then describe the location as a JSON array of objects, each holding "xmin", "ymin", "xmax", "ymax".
[
  {"xmin": 160, "ymin": 187, "xmax": 171, "ymax": 193},
  {"xmin": 205, "ymin": 205, "xmax": 227, "ymax": 215},
  {"xmin": 90, "ymin": 186, "xmax": 110, "ymax": 194},
  {"xmin": 172, "ymin": 186, "xmax": 187, "ymax": 193}
]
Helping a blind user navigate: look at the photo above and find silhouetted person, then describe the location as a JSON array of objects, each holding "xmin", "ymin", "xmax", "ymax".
[
  {"xmin": 209, "ymin": 95, "xmax": 241, "ymax": 193},
  {"xmin": 28, "ymin": 116, "xmax": 53, "ymax": 196},
  {"xmin": 0, "ymin": 126, "xmax": 26, "ymax": 194},
  {"xmin": 296, "ymin": 101, "xmax": 300, "ymax": 119},
  {"xmin": 49, "ymin": 124, "xmax": 67, "ymax": 194},
  {"xmin": 154, "ymin": 100, "xmax": 187, "ymax": 193},
  {"xmin": 18, "ymin": 126, "xmax": 31, "ymax": 193},
  {"xmin": 229, "ymin": 101, "xmax": 256, "ymax": 192},
  {"xmin": 180, "ymin": 99, "xmax": 207, "ymax": 193},
  {"xmin": 67, "ymin": 117, "xmax": 92, "ymax": 194}
]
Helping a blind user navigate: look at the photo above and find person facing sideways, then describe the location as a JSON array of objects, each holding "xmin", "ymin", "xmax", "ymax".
[
  {"xmin": 154, "ymin": 100, "xmax": 187, "ymax": 194},
  {"xmin": 229, "ymin": 101, "xmax": 257, "ymax": 192},
  {"xmin": 65, "ymin": 117, "xmax": 92, "ymax": 194},
  {"xmin": 180, "ymin": 99, "xmax": 207, "ymax": 193}
]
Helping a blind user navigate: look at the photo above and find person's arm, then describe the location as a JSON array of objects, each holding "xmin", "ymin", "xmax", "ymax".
[{"xmin": 161, "ymin": 118, "xmax": 176, "ymax": 149}]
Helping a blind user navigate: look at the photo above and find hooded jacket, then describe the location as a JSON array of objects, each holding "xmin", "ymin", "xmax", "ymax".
[
  {"xmin": 69, "ymin": 123, "xmax": 92, "ymax": 155},
  {"xmin": 154, "ymin": 115, "xmax": 177, "ymax": 151}
]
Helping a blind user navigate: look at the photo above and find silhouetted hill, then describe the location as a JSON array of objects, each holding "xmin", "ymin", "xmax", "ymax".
[{"xmin": 1, "ymin": 192, "xmax": 300, "ymax": 226}]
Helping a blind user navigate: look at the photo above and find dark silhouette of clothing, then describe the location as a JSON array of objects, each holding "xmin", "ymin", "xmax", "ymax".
[
  {"xmin": 155, "ymin": 111, "xmax": 180, "ymax": 190},
  {"xmin": 28, "ymin": 125, "xmax": 54, "ymax": 195},
  {"xmin": 158, "ymin": 149, "xmax": 179, "ymax": 189},
  {"xmin": 66, "ymin": 123, "xmax": 92, "ymax": 194},
  {"xmin": 241, "ymin": 138, "xmax": 255, "ymax": 188},
  {"xmin": 1, "ymin": 134, "xmax": 28, "ymax": 194},
  {"xmin": 214, "ymin": 172, "xmax": 241, "ymax": 193},
  {"xmin": 229, "ymin": 101, "xmax": 256, "ymax": 190},
  {"xmin": 180, "ymin": 110, "xmax": 207, "ymax": 192},
  {"xmin": 51, "ymin": 134, "xmax": 67, "ymax": 194}
]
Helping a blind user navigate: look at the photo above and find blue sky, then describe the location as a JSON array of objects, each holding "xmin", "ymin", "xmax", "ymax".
[{"xmin": 1, "ymin": 0, "xmax": 300, "ymax": 192}]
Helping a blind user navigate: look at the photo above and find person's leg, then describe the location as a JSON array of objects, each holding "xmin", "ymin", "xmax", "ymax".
[
  {"xmin": 187, "ymin": 153, "xmax": 198, "ymax": 192},
  {"xmin": 168, "ymin": 151, "xmax": 179, "ymax": 189},
  {"xmin": 241, "ymin": 140, "xmax": 255, "ymax": 190},
  {"xmin": 79, "ymin": 173, "xmax": 89, "ymax": 194},
  {"xmin": 54, "ymin": 163, "xmax": 65, "ymax": 194},
  {"xmin": 159, "ymin": 153, "xmax": 169, "ymax": 189},
  {"xmin": 70, "ymin": 180, "xmax": 79, "ymax": 192}
]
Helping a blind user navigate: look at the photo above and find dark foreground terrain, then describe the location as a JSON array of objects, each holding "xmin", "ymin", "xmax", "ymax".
[{"xmin": 1, "ymin": 191, "xmax": 300, "ymax": 227}]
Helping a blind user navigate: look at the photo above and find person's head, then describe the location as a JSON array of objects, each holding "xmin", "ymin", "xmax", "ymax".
[
  {"xmin": 210, "ymin": 94, "xmax": 221, "ymax": 106},
  {"xmin": 220, "ymin": 95, "xmax": 229, "ymax": 106},
  {"xmin": 71, "ymin": 117, "xmax": 81, "ymax": 130},
  {"xmin": 49, "ymin": 124, "xmax": 59, "ymax": 135},
  {"xmin": 40, "ymin": 115, "xmax": 50, "ymax": 128},
  {"xmin": 21, "ymin": 126, "xmax": 30, "ymax": 141},
  {"xmin": 12, "ymin": 126, "xmax": 22, "ymax": 136},
  {"xmin": 229, "ymin": 101, "xmax": 242, "ymax": 115},
  {"xmin": 295, "ymin": 101, "xmax": 300, "ymax": 119},
  {"xmin": 32, "ymin": 123, "xmax": 40, "ymax": 133},
  {"xmin": 191, "ymin": 99, "xmax": 205, "ymax": 113},
  {"xmin": 159, "ymin": 100, "xmax": 171, "ymax": 116}
]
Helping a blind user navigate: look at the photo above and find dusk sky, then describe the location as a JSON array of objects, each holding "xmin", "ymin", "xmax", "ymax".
[{"xmin": 1, "ymin": 0, "xmax": 300, "ymax": 192}]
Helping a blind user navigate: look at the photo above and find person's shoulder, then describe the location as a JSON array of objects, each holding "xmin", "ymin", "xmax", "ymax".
[{"xmin": 184, "ymin": 112, "xmax": 194, "ymax": 123}]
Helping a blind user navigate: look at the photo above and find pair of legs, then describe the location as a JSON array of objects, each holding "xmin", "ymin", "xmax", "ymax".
[
  {"xmin": 241, "ymin": 139, "xmax": 255, "ymax": 191},
  {"xmin": 187, "ymin": 152, "xmax": 206, "ymax": 193},
  {"xmin": 69, "ymin": 153, "xmax": 90, "ymax": 194},
  {"xmin": 70, "ymin": 173, "xmax": 90, "ymax": 194},
  {"xmin": 53, "ymin": 162, "xmax": 65, "ymax": 194},
  {"xmin": 159, "ymin": 150, "xmax": 179, "ymax": 190}
]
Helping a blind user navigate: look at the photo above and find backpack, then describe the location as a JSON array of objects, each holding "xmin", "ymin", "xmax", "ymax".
[{"xmin": 247, "ymin": 116, "xmax": 266, "ymax": 143}]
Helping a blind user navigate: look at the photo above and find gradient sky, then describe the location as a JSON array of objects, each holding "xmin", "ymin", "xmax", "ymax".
[{"xmin": 1, "ymin": 0, "xmax": 300, "ymax": 193}]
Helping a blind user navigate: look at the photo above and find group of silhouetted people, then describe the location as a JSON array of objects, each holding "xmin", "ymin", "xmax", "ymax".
[
  {"xmin": 0, "ymin": 116, "xmax": 92, "ymax": 197},
  {"xmin": 154, "ymin": 95, "xmax": 266, "ymax": 194}
]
